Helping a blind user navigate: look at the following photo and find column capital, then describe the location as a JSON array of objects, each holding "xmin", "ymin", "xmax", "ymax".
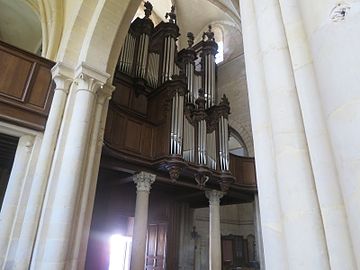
[
  {"xmin": 205, "ymin": 190, "xmax": 225, "ymax": 206},
  {"xmin": 97, "ymin": 84, "xmax": 116, "ymax": 105},
  {"xmin": 51, "ymin": 62, "xmax": 73, "ymax": 93},
  {"xmin": 133, "ymin": 171, "xmax": 156, "ymax": 193},
  {"xmin": 75, "ymin": 62, "xmax": 110, "ymax": 94}
]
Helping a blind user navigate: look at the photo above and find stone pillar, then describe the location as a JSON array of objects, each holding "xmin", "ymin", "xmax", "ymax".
[
  {"xmin": 205, "ymin": 190, "xmax": 224, "ymax": 270},
  {"xmin": 70, "ymin": 84, "xmax": 115, "ymax": 270},
  {"xmin": 239, "ymin": 0, "xmax": 288, "ymax": 269},
  {"xmin": 130, "ymin": 171, "xmax": 156, "ymax": 270},
  {"xmin": 295, "ymin": 1, "xmax": 360, "ymax": 266},
  {"xmin": 29, "ymin": 63, "xmax": 110, "ymax": 270},
  {"xmin": 277, "ymin": 1, "xmax": 356, "ymax": 268},
  {"xmin": 13, "ymin": 63, "xmax": 73, "ymax": 269},
  {"xmin": 253, "ymin": 0, "xmax": 330, "ymax": 268},
  {"xmin": 0, "ymin": 135, "xmax": 34, "ymax": 267}
]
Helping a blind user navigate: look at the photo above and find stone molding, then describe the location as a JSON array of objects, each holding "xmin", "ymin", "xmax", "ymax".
[
  {"xmin": 51, "ymin": 62, "xmax": 73, "ymax": 94},
  {"xmin": 133, "ymin": 171, "xmax": 156, "ymax": 193},
  {"xmin": 205, "ymin": 190, "xmax": 225, "ymax": 206},
  {"xmin": 74, "ymin": 62, "xmax": 111, "ymax": 94}
]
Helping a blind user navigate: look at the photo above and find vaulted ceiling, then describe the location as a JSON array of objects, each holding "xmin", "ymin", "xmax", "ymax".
[
  {"xmin": 137, "ymin": 0, "xmax": 244, "ymax": 63},
  {"xmin": 0, "ymin": 0, "xmax": 41, "ymax": 53}
]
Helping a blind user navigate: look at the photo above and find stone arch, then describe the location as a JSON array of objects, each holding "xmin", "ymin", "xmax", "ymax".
[{"xmin": 53, "ymin": 0, "xmax": 141, "ymax": 76}]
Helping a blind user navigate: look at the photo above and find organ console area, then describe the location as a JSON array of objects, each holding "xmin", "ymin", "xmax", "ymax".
[{"xmin": 88, "ymin": 2, "xmax": 258, "ymax": 269}]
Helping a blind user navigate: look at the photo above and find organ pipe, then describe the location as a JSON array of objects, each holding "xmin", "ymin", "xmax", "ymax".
[
  {"xmin": 170, "ymin": 91, "xmax": 184, "ymax": 155},
  {"xmin": 219, "ymin": 116, "xmax": 229, "ymax": 171},
  {"xmin": 162, "ymin": 36, "xmax": 176, "ymax": 82},
  {"xmin": 118, "ymin": 33, "xmax": 136, "ymax": 75},
  {"xmin": 117, "ymin": 7, "xmax": 234, "ymax": 183}
]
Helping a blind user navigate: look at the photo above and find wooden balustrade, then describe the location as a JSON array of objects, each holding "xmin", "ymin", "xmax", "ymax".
[{"xmin": 0, "ymin": 41, "xmax": 55, "ymax": 131}]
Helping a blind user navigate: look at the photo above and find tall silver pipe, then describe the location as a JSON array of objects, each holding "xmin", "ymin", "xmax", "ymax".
[
  {"xmin": 178, "ymin": 95, "xmax": 184, "ymax": 154},
  {"xmin": 171, "ymin": 96, "xmax": 175, "ymax": 154}
]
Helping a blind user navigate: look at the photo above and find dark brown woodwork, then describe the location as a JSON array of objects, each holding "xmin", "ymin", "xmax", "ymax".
[
  {"xmin": 0, "ymin": 41, "xmax": 55, "ymax": 131},
  {"xmin": 229, "ymin": 154, "xmax": 257, "ymax": 187}
]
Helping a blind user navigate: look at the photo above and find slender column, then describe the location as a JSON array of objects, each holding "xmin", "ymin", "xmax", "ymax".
[
  {"xmin": 69, "ymin": 84, "xmax": 115, "ymax": 270},
  {"xmin": 13, "ymin": 63, "xmax": 73, "ymax": 269},
  {"xmin": 205, "ymin": 190, "xmax": 224, "ymax": 270},
  {"xmin": 30, "ymin": 64, "xmax": 110, "ymax": 270},
  {"xmin": 278, "ymin": 1, "xmax": 356, "ymax": 268},
  {"xmin": 0, "ymin": 135, "xmax": 34, "ymax": 266},
  {"xmin": 253, "ymin": 0, "xmax": 330, "ymax": 269},
  {"xmin": 130, "ymin": 171, "xmax": 156, "ymax": 270},
  {"xmin": 239, "ymin": 0, "xmax": 288, "ymax": 269}
]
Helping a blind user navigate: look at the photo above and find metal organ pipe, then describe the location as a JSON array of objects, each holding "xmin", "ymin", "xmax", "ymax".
[
  {"xmin": 178, "ymin": 94, "xmax": 184, "ymax": 153},
  {"xmin": 119, "ymin": 33, "xmax": 135, "ymax": 75},
  {"xmin": 197, "ymin": 120, "xmax": 207, "ymax": 165},
  {"xmin": 170, "ymin": 91, "xmax": 184, "ymax": 155},
  {"xmin": 218, "ymin": 116, "xmax": 229, "ymax": 171},
  {"xmin": 136, "ymin": 33, "xmax": 149, "ymax": 78},
  {"xmin": 171, "ymin": 96, "xmax": 176, "ymax": 154},
  {"xmin": 162, "ymin": 36, "xmax": 176, "ymax": 82},
  {"xmin": 211, "ymin": 55, "xmax": 215, "ymax": 105},
  {"xmin": 147, "ymin": 53, "xmax": 160, "ymax": 88}
]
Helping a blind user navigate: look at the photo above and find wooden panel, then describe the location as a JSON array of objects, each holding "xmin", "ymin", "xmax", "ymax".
[
  {"xmin": 230, "ymin": 154, "xmax": 257, "ymax": 187},
  {"xmin": 112, "ymin": 84, "xmax": 131, "ymax": 107},
  {"xmin": 0, "ymin": 50, "xmax": 33, "ymax": 99},
  {"xmin": 124, "ymin": 119, "xmax": 142, "ymax": 152},
  {"xmin": 131, "ymin": 93, "xmax": 147, "ymax": 114},
  {"xmin": 146, "ymin": 223, "xmax": 167, "ymax": 270},
  {"xmin": 141, "ymin": 125, "xmax": 153, "ymax": 157},
  {"xmin": 0, "ymin": 41, "xmax": 55, "ymax": 131},
  {"xmin": 28, "ymin": 65, "xmax": 52, "ymax": 108},
  {"xmin": 111, "ymin": 112, "xmax": 126, "ymax": 148}
]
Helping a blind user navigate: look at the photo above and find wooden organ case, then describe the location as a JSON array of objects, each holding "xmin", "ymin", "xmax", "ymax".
[{"xmin": 93, "ymin": 2, "xmax": 257, "ymax": 269}]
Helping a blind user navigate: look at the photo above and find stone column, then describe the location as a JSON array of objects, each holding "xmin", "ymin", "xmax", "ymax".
[
  {"xmin": 130, "ymin": 171, "xmax": 156, "ymax": 270},
  {"xmin": 295, "ymin": 1, "xmax": 360, "ymax": 266},
  {"xmin": 239, "ymin": 0, "xmax": 288, "ymax": 269},
  {"xmin": 30, "ymin": 63, "xmax": 110, "ymax": 270},
  {"xmin": 13, "ymin": 63, "xmax": 73, "ymax": 269},
  {"xmin": 253, "ymin": 0, "xmax": 330, "ymax": 269},
  {"xmin": 0, "ymin": 135, "xmax": 34, "ymax": 267},
  {"xmin": 277, "ymin": 1, "xmax": 356, "ymax": 268},
  {"xmin": 70, "ymin": 84, "xmax": 115, "ymax": 270},
  {"xmin": 205, "ymin": 190, "xmax": 224, "ymax": 270}
]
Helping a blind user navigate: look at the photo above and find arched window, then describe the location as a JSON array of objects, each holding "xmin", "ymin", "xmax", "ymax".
[
  {"xmin": 228, "ymin": 127, "xmax": 248, "ymax": 157},
  {"xmin": 212, "ymin": 26, "xmax": 224, "ymax": 64}
]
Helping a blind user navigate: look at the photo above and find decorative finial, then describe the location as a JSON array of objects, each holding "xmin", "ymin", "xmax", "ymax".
[
  {"xmin": 202, "ymin": 25, "xmax": 215, "ymax": 41},
  {"xmin": 144, "ymin": 1, "xmax": 153, "ymax": 18},
  {"xmin": 187, "ymin": 32, "xmax": 194, "ymax": 48},
  {"xmin": 220, "ymin": 94, "xmax": 229, "ymax": 106},
  {"xmin": 165, "ymin": 5, "xmax": 177, "ymax": 24}
]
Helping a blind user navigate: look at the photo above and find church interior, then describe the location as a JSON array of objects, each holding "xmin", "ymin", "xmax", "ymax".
[{"xmin": 0, "ymin": 0, "xmax": 359, "ymax": 270}]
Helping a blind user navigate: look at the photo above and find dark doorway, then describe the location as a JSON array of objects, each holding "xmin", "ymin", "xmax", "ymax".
[{"xmin": 0, "ymin": 133, "xmax": 19, "ymax": 210}]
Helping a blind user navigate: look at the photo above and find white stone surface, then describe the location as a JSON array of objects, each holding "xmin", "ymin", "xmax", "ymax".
[
  {"xmin": 278, "ymin": 0, "xmax": 356, "ymax": 268},
  {"xmin": 205, "ymin": 190, "xmax": 224, "ymax": 270},
  {"xmin": 253, "ymin": 0, "xmax": 331, "ymax": 268},
  {"xmin": 240, "ymin": 0, "xmax": 288, "ymax": 269},
  {"xmin": 130, "ymin": 172, "xmax": 156, "ymax": 270}
]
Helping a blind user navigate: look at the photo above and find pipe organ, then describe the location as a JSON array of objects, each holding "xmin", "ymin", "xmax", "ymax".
[{"xmin": 107, "ymin": 2, "xmax": 234, "ymax": 190}]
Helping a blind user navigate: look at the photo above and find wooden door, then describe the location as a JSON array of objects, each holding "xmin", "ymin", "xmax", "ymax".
[{"xmin": 145, "ymin": 223, "xmax": 167, "ymax": 270}]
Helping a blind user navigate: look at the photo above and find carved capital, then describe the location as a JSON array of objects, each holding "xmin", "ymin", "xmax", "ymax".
[
  {"xmin": 75, "ymin": 62, "xmax": 110, "ymax": 94},
  {"xmin": 205, "ymin": 190, "xmax": 225, "ymax": 206},
  {"xmin": 133, "ymin": 171, "xmax": 156, "ymax": 193},
  {"xmin": 97, "ymin": 84, "xmax": 115, "ymax": 105},
  {"xmin": 51, "ymin": 62, "xmax": 73, "ymax": 94}
]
